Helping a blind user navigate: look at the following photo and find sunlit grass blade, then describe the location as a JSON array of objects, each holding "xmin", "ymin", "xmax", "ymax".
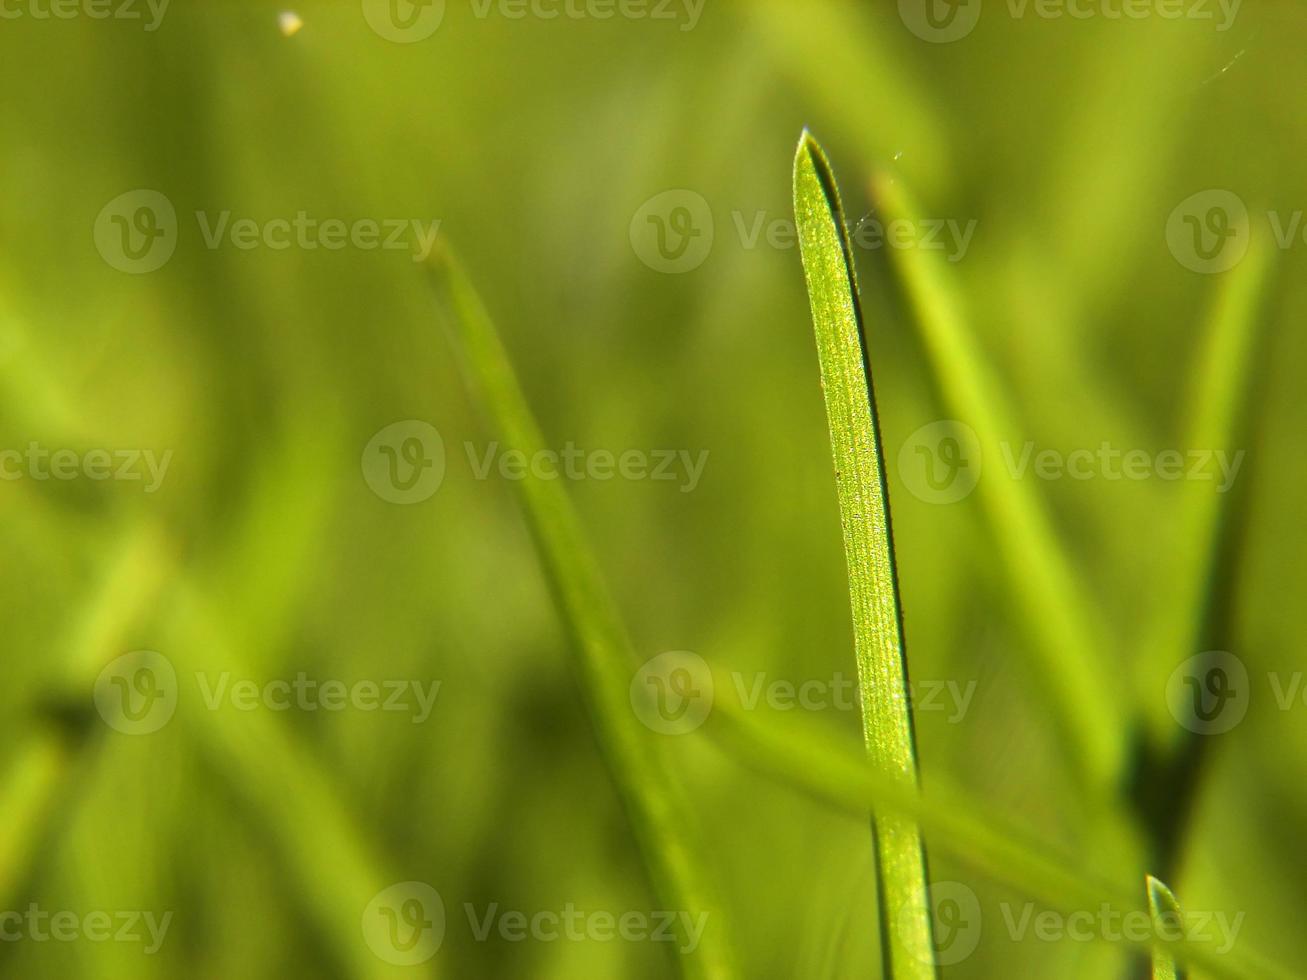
[
  {"xmin": 793, "ymin": 131, "xmax": 934, "ymax": 980},
  {"xmin": 706, "ymin": 703, "xmax": 1293, "ymax": 980},
  {"xmin": 1147, "ymin": 875, "xmax": 1186, "ymax": 980},
  {"xmin": 870, "ymin": 170, "xmax": 1123, "ymax": 789},
  {"xmin": 428, "ymin": 247, "xmax": 735, "ymax": 980},
  {"xmin": 1139, "ymin": 234, "xmax": 1273, "ymax": 749}
]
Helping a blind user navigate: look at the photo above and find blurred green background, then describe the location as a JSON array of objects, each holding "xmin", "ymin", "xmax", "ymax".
[{"xmin": 1, "ymin": 1, "xmax": 1305, "ymax": 977}]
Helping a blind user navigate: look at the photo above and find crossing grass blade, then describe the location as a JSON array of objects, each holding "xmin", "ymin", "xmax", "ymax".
[
  {"xmin": 708, "ymin": 703, "xmax": 1292, "ymax": 980},
  {"xmin": 793, "ymin": 131, "xmax": 935, "ymax": 980},
  {"xmin": 1139, "ymin": 233, "xmax": 1273, "ymax": 749},
  {"xmin": 869, "ymin": 170, "xmax": 1122, "ymax": 790},
  {"xmin": 427, "ymin": 246, "xmax": 735, "ymax": 980},
  {"xmin": 1147, "ymin": 875, "xmax": 1185, "ymax": 980}
]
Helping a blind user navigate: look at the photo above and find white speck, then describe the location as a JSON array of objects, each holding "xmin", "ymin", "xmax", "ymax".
[
  {"xmin": 278, "ymin": 11, "xmax": 304, "ymax": 37},
  {"xmin": 893, "ymin": 151, "xmax": 903, "ymax": 162}
]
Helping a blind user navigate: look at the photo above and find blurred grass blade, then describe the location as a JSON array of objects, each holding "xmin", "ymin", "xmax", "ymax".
[
  {"xmin": 793, "ymin": 131, "xmax": 934, "ymax": 980},
  {"xmin": 1147, "ymin": 875, "xmax": 1186, "ymax": 980},
  {"xmin": 428, "ymin": 248, "xmax": 735, "ymax": 980},
  {"xmin": 1140, "ymin": 234, "xmax": 1273, "ymax": 748},
  {"xmin": 708, "ymin": 704, "xmax": 1291, "ymax": 980},
  {"xmin": 165, "ymin": 582, "xmax": 418, "ymax": 980},
  {"xmin": 871, "ymin": 170, "xmax": 1122, "ymax": 788}
]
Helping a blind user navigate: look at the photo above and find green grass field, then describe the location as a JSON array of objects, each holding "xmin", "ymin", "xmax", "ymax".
[{"xmin": 1, "ymin": 3, "xmax": 1305, "ymax": 977}]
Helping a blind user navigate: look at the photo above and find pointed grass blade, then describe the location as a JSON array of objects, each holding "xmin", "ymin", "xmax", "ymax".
[
  {"xmin": 427, "ymin": 247, "xmax": 735, "ymax": 980},
  {"xmin": 1147, "ymin": 875, "xmax": 1186, "ymax": 980},
  {"xmin": 793, "ymin": 131, "xmax": 935, "ymax": 980}
]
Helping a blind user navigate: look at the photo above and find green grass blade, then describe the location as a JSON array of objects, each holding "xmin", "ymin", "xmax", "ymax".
[
  {"xmin": 1147, "ymin": 875, "xmax": 1186, "ymax": 980},
  {"xmin": 428, "ymin": 248, "xmax": 735, "ymax": 980},
  {"xmin": 708, "ymin": 704, "xmax": 1292, "ymax": 980},
  {"xmin": 870, "ymin": 170, "xmax": 1123, "ymax": 788},
  {"xmin": 1139, "ymin": 233, "xmax": 1273, "ymax": 748},
  {"xmin": 793, "ymin": 132, "xmax": 934, "ymax": 980}
]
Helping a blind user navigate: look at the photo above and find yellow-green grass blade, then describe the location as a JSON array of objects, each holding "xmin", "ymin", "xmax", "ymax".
[
  {"xmin": 428, "ymin": 247, "xmax": 735, "ymax": 980},
  {"xmin": 870, "ymin": 170, "xmax": 1123, "ymax": 789},
  {"xmin": 793, "ymin": 132, "xmax": 934, "ymax": 980},
  {"xmin": 1147, "ymin": 875, "xmax": 1185, "ymax": 980},
  {"xmin": 1139, "ymin": 233, "xmax": 1273, "ymax": 748},
  {"xmin": 707, "ymin": 703, "xmax": 1291, "ymax": 980}
]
